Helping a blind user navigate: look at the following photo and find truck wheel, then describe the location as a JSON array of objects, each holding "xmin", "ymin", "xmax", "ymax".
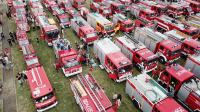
[
  {"xmin": 169, "ymin": 14, "xmax": 174, "ymax": 18},
  {"xmin": 136, "ymin": 65, "xmax": 142, "ymax": 71},
  {"xmin": 132, "ymin": 99, "xmax": 141, "ymax": 109},
  {"xmin": 159, "ymin": 57, "xmax": 166, "ymax": 64}
]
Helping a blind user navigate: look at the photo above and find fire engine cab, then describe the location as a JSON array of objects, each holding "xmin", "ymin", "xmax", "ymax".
[
  {"xmin": 26, "ymin": 66, "xmax": 58, "ymax": 112},
  {"xmin": 115, "ymin": 34, "xmax": 158, "ymax": 72},
  {"xmin": 94, "ymin": 38, "xmax": 132, "ymax": 82},
  {"xmin": 154, "ymin": 64, "xmax": 200, "ymax": 111},
  {"xmin": 57, "ymin": 0, "xmax": 73, "ymax": 12},
  {"xmin": 126, "ymin": 73, "xmax": 188, "ymax": 112},
  {"xmin": 53, "ymin": 38, "xmax": 82, "ymax": 77},
  {"xmin": 70, "ymin": 74, "xmax": 117, "ymax": 112},
  {"xmin": 103, "ymin": 1, "xmax": 125, "ymax": 14},
  {"xmin": 186, "ymin": 0, "xmax": 200, "ymax": 13},
  {"xmin": 112, "ymin": 14, "xmax": 134, "ymax": 33},
  {"xmin": 134, "ymin": 27, "xmax": 181, "ymax": 64},
  {"xmin": 71, "ymin": 16, "xmax": 98, "ymax": 44}
]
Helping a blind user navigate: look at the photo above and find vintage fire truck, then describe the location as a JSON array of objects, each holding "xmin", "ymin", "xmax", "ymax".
[
  {"xmin": 139, "ymin": 1, "xmax": 167, "ymax": 15},
  {"xmin": 115, "ymin": 34, "xmax": 158, "ymax": 72},
  {"xmin": 186, "ymin": 0, "xmax": 200, "ymax": 13},
  {"xmin": 53, "ymin": 38, "xmax": 82, "ymax": 77},
  {"xmin": 154, "ymin": 15, "xmax": 200, "ymax": 39},
  {"xmin": 112, "ymin": 14, "xmax": 134, "ymax": 33},
  {"xmin": 153, "ymin": 64, "xmax": 200, "ymax": 111},
  {"xmin": 71, "ymin": 16, "xmax": 98, "ymax": 44},
  {"xmin": 26, "ymin": 66, "xmax": 58, "ymax": 112},
  {"xmin": 90, "ymin": 2, "xmax": 112, "ymax": 19},
  {"xmin": 94, "ymin": 38, "xmax": 132, "ymax": 82},
  {"xmin": 70, "ymin": 0, "xmax": 85, "ymax": 10},
  {"xmin": 16, "ymin": 30, "xmax": 29, "ymax": 47},
  {"xmin": 36, "ymin": 16, "xmax": 59, "ymax": 46},
  {"xmin": 185, "ymin": 54, "xmax": 200, "ymax": 78},
  {"xmin": 68, "ymin": 8, "xmax": 80, "ymax": 19},
  {"xmin": 126, "ymin": 73, "xmax": 188, "ymax": 112},
  {"xmin": 87, "ymin": 13, "xmax": 114, "ymax": 37},
  {"xmin": 57, "ymin": 0, "xmax": 73, "ymax": 12},
  {"xmin": 70, "ymin": 74, "xmax": 116, "ymax": 112},
  {"xmin": 134, "ymin": 27, "xmax": 181, "ymax": 64},
  {"xmin": 21, "ymin": 44, "xmax": 40, "ymax": 69},
  {"xmin": 80, "ymin": 7, "xmax": 90, "ymax": 20},
  {"xmin": 164, "ymin": 30, "xmax": 200, "ymax": 56},
  {"xmin": 103, "ymin": 1, "xmax": 125, "ymax": 14}
]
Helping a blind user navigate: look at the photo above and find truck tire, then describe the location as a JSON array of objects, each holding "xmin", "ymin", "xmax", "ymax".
[
  {"xmin": 136, "ymin": 65, "xmax": 143, "ymax": 71},
  {"xmin": 159, "ymin": 57, "xmax": 166, "ymax": 64},
  {"xmin": 169, "ymin": 14, "xmax": 174, "ymax": 18},
  {"xmin": 132, "ymin": 99, "xmax": 141, "ymax": 109}
]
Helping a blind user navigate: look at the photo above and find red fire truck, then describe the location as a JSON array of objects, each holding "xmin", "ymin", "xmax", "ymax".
[
  {"xmin": 186, "ymin": 0, "xmax": 200, "ymax": 13},
  {"xmin": 26, "ymin": 66, "xmax": 58, "ymax": 112},
  {"xmin": 70, "ymin": 74, "xmax": 117, "ymax": 112},
  {"xmin": 94, "ymin": 38, "xmax": 132, "ymax": 82},
  {"xmin": 54, "ymin": 8, "xmax": 70, "ymax": 28},
  {"xmin": 16, "ymin": 30, "xmax": 29, "ymax": 47},
  {"xmin": 36, "ymin": 16, "xmax": 59, "ymax": 46},
  {"xmin": 153, "ymin": 64, "xmax": 200, "ymax": 111},
  {"xmin": 21, "ymin": 44, "xmax": 40, "ymax": 69},
  {"xmin": 164, "ymin": 30, "xmax": 200, "ymax": 56},
  {"xmin": 154, "ymin": 15, "xmax": 200, "ymax": 39},
  {"xmin": 87, "ymin": 13, "xmax": 115, "ymax": 37},
  {"xmin": 70, "ymin": 0, "xmax": 85, "ymax": 10},
  {"xmin": 115, "ymin": 34, "xmax": 158, "ymax": 72},
  {"xmin": 103, "ymin": 1, "xmax": 125, "ymax": 14},
  {"xmin": 126, "ymin": 73, "xmax": 188, "ymax": 112},
  {"xmin": 134, "ymin": 27, "xmax": 181, "ymax": 64},
  {"xmin": 185, "ymin": 54, "xmax": 200, "ymax": 78},
  {"xmin": 112, "ymin": 14, "xmax": 134, "ymax": 33},
  {"xmin": 53, "ymin": 38, "xmax": 82, "ymax": 77},
  {"xmin": 166, "ymin": 3, "xmax": 184, "ymax": 18},
  {"xmin": 71, "ymin": 16, "xmax": 98, "ymax": 44},
  {"xmin": 12, "ymin": 0, "xmax": 26, "ymax": 16},
  {"xmin": 57, "ymin": 0, "xmax": 73, "ymax": 12},
  {"xmin": 68, "ymin": 8, "xmax": 80, "ymax": 19},
  {"xmin": 80, "ymin": 7, "xmax": 90, "ymax": 20},
  {"xmin": 30, "ymin": 7, "xmax": 46, "ymax": 22}
]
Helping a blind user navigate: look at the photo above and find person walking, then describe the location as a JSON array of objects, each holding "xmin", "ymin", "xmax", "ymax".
[
  {"xmin": 16, "ymin": 73, "xmax": 23, "ymax": 86},
  {"xmin": 1, "ymin": 32, "xmax": 5, "ymax": 40},
  {"xmin": 7, "ymin": 38, "xmax": 12, "ymax": 46}
]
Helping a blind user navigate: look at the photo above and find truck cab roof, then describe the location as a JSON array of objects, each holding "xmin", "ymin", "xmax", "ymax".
[
  {"xmin": 166, "ymin": 64, "xmax": 194, "ymax": 82},
  {"xmin": 26, "ymin": 66, "xmax": 53, "ymax": 99},
  {"xmin": 159, "ymin": 39, "xmax": 181, "ymax": 52}
]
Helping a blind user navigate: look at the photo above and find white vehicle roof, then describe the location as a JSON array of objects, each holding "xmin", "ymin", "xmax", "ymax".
[
  {"xmin": 95, "ymin": 38, "xmax": 120, "ymax": 54},
  {"xmin": 164, "ymin": 30, "xmax": 191, "ymax": 41},
  {"xmin": 37, "ymin": 16, "xmax": 50, "ymax": 27},
  {"xmin": 71, "ymin": 16, "xmax": 90, "ymax": 27},
  {"xmin": 88, "ymin": 13, "xmax": 112, "ymax": 25},
  {"xmin": 190, "ymin": 54, "xmax": 200, "ymax": 64},
  {"xmin": 128, "ymin": 74, "xmax": 168, "ymax": 104},
  {"xmin": 114, "ymin": 13, "xmax": 128, "ymax": 21},
  {"xmin": 117, "ymin": 35, "xmax": 146, "ymax": 51}
]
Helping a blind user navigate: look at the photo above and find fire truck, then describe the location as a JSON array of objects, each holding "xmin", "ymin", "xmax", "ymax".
[
  {"xmin": 70, "ymin": 0, "xmax": 85, "ymax": 10},
  {"xmin": 21, "ymin": 44, "xmax": 40, "ymax": 69},
  {"xmin": 36, "ymin": 16, "xmax": 59, "ymax": 46},
  {"xmin": 103, "ymin": 1, "xmax": 125, "ymax": 14},
  {"xmin": 139, "ymin": 1, "xmax": 167, "ymax": 15},
  {"xmin": 68, "ymin": 8, "xmax": 80, "ymax": 19},
  {"xmin": 164, "ymin": 30, "xmax": 200, "ymax": 56},
  {"xmin": 94, "ymin": 38, "xmax": 132, "ymax": 82},
  {"xmin": 112, "ymin": 14, "xmax": 134, "ymax": 33},
  {"xmin": 70, "ymin": 74, "xmax": 116, "ymax": 112},
  {"xmin": 154, "ymin": 15, "xmax": 200, "ymax": 39},
  {"xmin": 90, "ymin": 2, "xmax": 112, "ymax": 19},
  {"xmin": 166, "ymin": 3, "xmax": 185, "ymax": 18},
  {"xmin": 186, "ymin": 0, "xmax": 200, "ymax": 13},
  {"xmin": 26, "ymin": 66, "xmax": 58, "ymax": 112},
  {"xmin": 53, "ymin": 38, "xmax": 82, "ymax": 77},
  {"xmin": 80, "ymin": 7, "xmax": 90, "ymax": 20},
  {"xmin": 54, "ymin": 8, "xmax": 70, "ymax": 28},
  {"xmin": 126, "ymin": 73, "xmax": 188, "ymax": 112},
  {"xmin": 185, "ymin": 54, "xmax": 200, "ymax": 78},
  {"xmin": 57, "ymin": 0, "xmax": 73, "ymax": 12},
  {"xmin": 115, "ymin": 34, "xmax": 158, "ymax": 72},
  {"xmin": 87, "ymin": 13, "xmax": 114, "ymax": 37},
  {"xmin": 29, "ymin": 1, "xmax": 43, "ymax": 8},
  {"xmin": 134, "ymin": 27, "xmax": 181, "ymax": 64},
  {"xmin": 71, "ymin": 16, "xmax": 98, "ymax": 44},
  {"xmin": 48, "ymin": 3, "xmax": 60, "ymax": 16},
  {"xmin": 153, "ymin": 64, "xmax": 200, "ymax": 111},
  {"xmin": 16, "ymin": 30, "xmax": 29, "ymax": 47},
  {"xmin": 30, "ymin": 7, "xmax": 46, "ymax": 21}
]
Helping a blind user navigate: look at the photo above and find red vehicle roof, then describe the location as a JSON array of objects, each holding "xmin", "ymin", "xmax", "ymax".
[
  {"xmin": 137, "ymin": 48, "xmax": 158, "ymax": 61},
  {"xmin": 183, "ymin": 39, "xmax": 200, "ymax": 50},
  {"xmin": 166, "ymin": 64, "xmax": 194, "ymax": 82},
  {"xmin": 26, "ymin": 66, "xmax": 53, "ymax": 99},
  {"xmin": 155, "ymin": 97, "xmax": 188, "ymax": 112},
  {"xmin": 58, "ymin": 48, "xmax": 77, "ymax": 58},
  {"xmin": 160, "ymin": 39, "xmax": 181, "ymax": 52},
  {"xmin": 43, "ymin": 25, "xmax": 59, "ymax": 32},
  {"xmin": 22, "ymin": 44, "xmax": 35, "ymax": 56},
  {"xmin": 107, "ymin": 52, "xmax": 132, "ymax": 68}
]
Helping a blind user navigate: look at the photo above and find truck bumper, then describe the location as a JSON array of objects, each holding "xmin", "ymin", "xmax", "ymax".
[
  {"xmin": 37, "ymin": 101, "xmax": 58, "ymax": 112},
  {"xmin": 62, "ymin": 67, "xmax": 82, "ymax": 77},
  {"xmin": 116, "ymin": 73, "xmax": 132, "ymax": 83}
]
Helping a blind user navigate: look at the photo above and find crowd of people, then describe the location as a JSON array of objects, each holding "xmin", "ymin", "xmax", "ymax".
[{"xmin": 16, "ymin": 71, "xmax": 27, "ymax": 86}]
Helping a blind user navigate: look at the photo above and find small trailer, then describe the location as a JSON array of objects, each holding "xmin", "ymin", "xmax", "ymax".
[
  {"xmin": 134, "ymin": 27, "xmax": 181, "ymax": 64},
  {"xmin": 26, "ymin": 66, "xmax": 58, "ymax": 112},
  {"xmin": 112, "ymin": 14, "xmax": 134, "ymax": 33},
  {"xmin": 53, "ymin": 39, "xmax": 82, "ymax": 77},
  {"xmin": 70, "ymin": 74, "xmax": 117, "ymax": 112},
  {"xmin": 126, "ymin": 73, "xmax": 188, "ymax": 112},
  {"xmin": 94, "ymin": 38, "xmax": 132, "ymax": 82},
  {"xmin": 21, "ymin": 44, "xmax": 40, "ymax": 69},
  {"xmin": 71, "ymin": 16, "xmax": 98, "ymax": 44},
  {"xmin": 115, "ymin": 34, "xmax": 158, "ymax": 72},
  {"xmin": 185, "ymin": 54, "xmax": 200, "ymax": 78}
]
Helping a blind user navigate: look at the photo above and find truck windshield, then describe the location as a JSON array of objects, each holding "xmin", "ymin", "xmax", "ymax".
[
  {"xmin": 60, "ymin": 18, "xmax": 69, "ymax": 23},
  {"xmin": 170, "ymin": 49, "xmax": 181, "ymax": 55},
  {"xmin": 64, "ymin": 58, "xmax": 79, "ymax": 68},
  {"xmin": 34, "ymin": 92, "xmax": 54, "ymax": 103},
  {"xmin": 86, "ymin": 33, "xmax": 96, "ymax": 38},
  {"xmin": 118, "ymin": 65, "xmax": 132, "ymax": 74},
  {"xmin": 104, "ymin": 25, "xmax": 113, "ymax": 31},
  {"xmin": 46, "ymin": 30, "xmax": 59, "ymax": 39}
]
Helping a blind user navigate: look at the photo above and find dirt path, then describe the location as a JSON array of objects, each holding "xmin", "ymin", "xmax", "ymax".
[{"xmin": 1, "ymin": 1, "xmax": 17, "ymax": 112}]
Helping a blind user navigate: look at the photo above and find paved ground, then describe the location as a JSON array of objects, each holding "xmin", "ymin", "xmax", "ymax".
[{"xmin": 1, "ymin": 0, "xmax": 17, "ymax": 112}]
